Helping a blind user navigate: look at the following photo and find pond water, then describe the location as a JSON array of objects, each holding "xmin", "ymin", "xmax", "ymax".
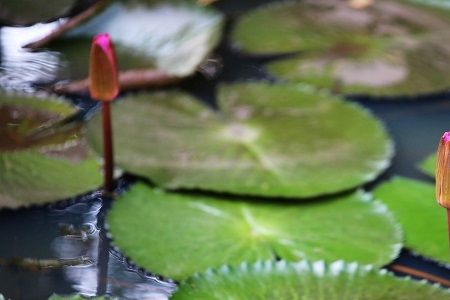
[
  {"xmin": 0, "ymin": 182, "xmax": 176, "ymax": 300},
  {"xmin": 1, "ymin": 1, "xmax": 450, "ymax": 299}
]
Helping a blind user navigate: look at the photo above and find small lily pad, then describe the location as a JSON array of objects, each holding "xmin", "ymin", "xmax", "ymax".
[
  {"xmin": 0, "ymin": 0, "xmax": 77, "ymax": 25},
  {"xmin": 419, "ymin": 153, "xmax": 436, "ymax": 177},
  {"xmin": 87, "ymin": 83, "xmax": 393, "ymax": 198},
  {"xmin": 62, "ymin": 0, "xmax": 223, "ymax": 77},
  {"xmin": 107, "ymin": 182, "xmax": 402, "ymax": 281},
  {"xmin": 171, "ymin": 260, "xmax": 450, "ymax": 299},
  {"xmin": 0, "ymin": 93, "xmax": 102, "ymax": 208},
  {"xmin": 233, "ymin": 0, "xmax": 450, "ymax": 96},
  {"xmin": 373, "ymin": 176, "xmax": 449, "ymax": 264}
]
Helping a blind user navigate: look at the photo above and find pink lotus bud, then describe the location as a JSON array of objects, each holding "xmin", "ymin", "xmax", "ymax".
[
  {"xmin": 436, "ymin": 131, "xmax": 450, "ymax": 209},
  {"xmin": 89, "ymin": 33, "xmax": 119, "ymax": 102}
]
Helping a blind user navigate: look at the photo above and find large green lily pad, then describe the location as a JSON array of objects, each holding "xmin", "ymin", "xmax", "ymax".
[
  {"xmin": 87, "ymin": 83, "xmax": 393, "ymax": 198},
  {"xmin": 171, "ymin": 260, "xmax": 450, "ymax": 299},
  {"xmin": 373, "ymin": 176, "xmax": 449, "ymax": 264},
  {"xmin": 107, "ymin": 182, "xmax": 402, "ymax": 281},
  {"xmin": 233, "ymin": 0, "xmax": 450, "ymax": 96},
  {"xmin": 0, "ymin": 0, "xmax": 77, "ymax": 25},
  {"xmin": 0, "ymin": 93, "xmax": 102, "ymax": 208},
  {"xmin": 62, "ymin": 0, "xmax": 223, "ymax": 77}
]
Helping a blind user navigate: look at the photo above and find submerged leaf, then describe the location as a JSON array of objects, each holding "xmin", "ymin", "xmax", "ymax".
[
  {"xmin": 172, "ymin": 260, "xmax": 450, "ymax": 299},
  {"xmin": 0, "ymin": 94, "xmax": 102, "ymax": 208},
  {"xmin": 0, "ymin": 95, "xmax": 76, "ymax": 152},
  {"xmin": 107, "ymin": 182, "xmax": 401, "ymax": 281},
  {"xmin": 373, "ymin": 176, "xmax": 449, "ymax": 264},
  {"xmin": 87, "ymin": 83, "xmax": 393, "ymax": 198},
  {"xmin": 233, "ymin": 0, "xmax": 450, "ymax": 96}
]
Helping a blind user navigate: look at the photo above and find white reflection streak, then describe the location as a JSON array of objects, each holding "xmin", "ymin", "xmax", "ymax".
[
  {"xmin": 0, "ymin": 20, "xmax": 66, "ymax": 92},
  {"xmin": 52, "ymin": 223, "xmax": 100, "ymax": 297}
]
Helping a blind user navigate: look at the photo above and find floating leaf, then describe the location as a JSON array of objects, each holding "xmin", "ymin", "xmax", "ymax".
[
  {"xmin": 88, "ymin": 83, "xmax": 393, "ymax": 198},
  {"xmin": 420, "ymin": 153, "xmax": 436, "ymax": 177},
  {"xmin": 50, "ymin": 37, "xmax": 158, "ymax": 81},
  {"xmin": 373, "ymin": 176, "xmax": 449, "ymax": 264},
  {"xmin": 107, "ymin": 182, "xmax": 401, "ymax": 281},
  {"xmin": 0, "ymin": 0, "xmax": 77, "ymax": 25},
  {"xmin": 232, "ymin": 0, "xmax": 450, "ymax": 96},
  {"xmin": 171, "ymin": 260, "xmax": 450, "ymax": 299},
  {"xmin": 61, "ymin": 0, "xmax": 223, "ymax": 77},
  {"xmin": 0, "ymin": 93, "xmax": 102, "ymax": 208}
]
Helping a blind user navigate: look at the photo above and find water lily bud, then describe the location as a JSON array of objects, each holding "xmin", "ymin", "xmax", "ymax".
[
  {"xmin": 89, "ymin": 33, "xmax": 119, "ymax": 102},
  {"xmin": 436, "ymin": 131, "xmax": 450, "ymax": 209}
]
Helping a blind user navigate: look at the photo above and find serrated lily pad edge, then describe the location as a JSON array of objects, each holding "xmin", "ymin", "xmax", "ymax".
[{"xmin": 175, "ymin": 259, "xmax": 450, "ymax": 296}]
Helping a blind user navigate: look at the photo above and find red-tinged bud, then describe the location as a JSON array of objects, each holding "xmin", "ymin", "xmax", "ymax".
[
  {"xmin": 89, "ymin": 33, "xmax": 119, "ymax": 102},
  {"xmin": 436, "ymin": 131, "xmax": 450, "ymax": 209}
]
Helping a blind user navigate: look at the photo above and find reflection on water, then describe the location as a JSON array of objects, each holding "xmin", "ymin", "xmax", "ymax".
[
  {"xmin": 106, "ymin": 250, "xmax": 175, "ymax": 300},
  {"xmin": 0, "ymin": 192, "xmax": 176, "ymax": 300},
  {"xmin": 0, "ymin": 21, "xmax": 66, "ymax": 92}
]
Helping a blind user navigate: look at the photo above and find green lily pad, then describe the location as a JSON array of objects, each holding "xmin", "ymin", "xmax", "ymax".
[
  {"xmin": 0, "ymin": 93, "xmax": 102, "ymax": 208},
  {"xmin": 0, "ymin": 0, "xmax": 77, "ymax": 25},
  {"xmin": 373, "ymin": 176, "xmax": 449, "ymax": 264},
  {"xmin": 233, "ymin": 0, "xmax": 450, "ymax": 96},
  {"xmin": 107, "ymin": 182, "xmax": 402, "ymax": 281},
  {"xmin": 87, "ymin": 83, "xmax": 393, "ymax": 198},
  {"xmin": 171, "ymin": 260, "xmax": 450, "ymax": 299},
  {"xmin": 419, "ymin": 153, "xmax": 436, "ymax": 177},
  {"xmin": 62, "ymin": 0, "xmax": 223, "ymax": 77}
]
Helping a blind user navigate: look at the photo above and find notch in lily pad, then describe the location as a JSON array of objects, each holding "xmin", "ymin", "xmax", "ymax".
[{"xmin": 89, "ymin": 33, "xmax": 119, "ymax": 193}]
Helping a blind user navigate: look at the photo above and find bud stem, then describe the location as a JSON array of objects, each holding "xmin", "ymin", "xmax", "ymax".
[{"xmin": 102, "ymin": 101, "xmax": 114, "ymax": 192}]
